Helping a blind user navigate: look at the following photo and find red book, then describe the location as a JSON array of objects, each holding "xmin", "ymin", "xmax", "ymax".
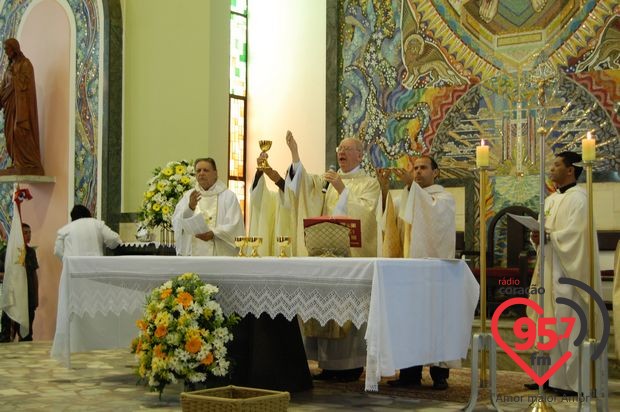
[{"xmin": 303, "ymin": 216, "xmax": 362, "ymax": 248}]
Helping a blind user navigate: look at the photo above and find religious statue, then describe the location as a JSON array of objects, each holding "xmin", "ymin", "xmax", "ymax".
[{"xmin": 0, "ymin": 38, "xmax": 44, "ymax": 176}]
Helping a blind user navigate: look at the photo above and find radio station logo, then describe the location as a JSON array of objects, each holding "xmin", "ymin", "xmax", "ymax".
[
  {"xmin": 497, "ymin": 276, "xmax": 544, "ymax": 297},
  {"xmin": 490, "ymin": 278, "xmax": 610, "ymax": 386}
]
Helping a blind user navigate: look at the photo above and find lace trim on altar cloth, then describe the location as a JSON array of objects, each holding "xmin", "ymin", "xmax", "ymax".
[{"xmin": 69, "ymin": 281, "xmax": 370, "ymax": 328}]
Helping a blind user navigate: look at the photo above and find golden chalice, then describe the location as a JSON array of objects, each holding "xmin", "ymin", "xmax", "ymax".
[
  {"xmin": 257, "ymin": 140, "xmax": 273, "ymax": 170},
  {"xmin": 247, "ymin": 236, "xmax": 263, "ymax": 257},
  {"xmin": 234, "ymin": 236, "xmax": 248, "ymax": 257},
  {"xmin": 276, "ymin": 236, "xmax": 291, "ymax": 258}
]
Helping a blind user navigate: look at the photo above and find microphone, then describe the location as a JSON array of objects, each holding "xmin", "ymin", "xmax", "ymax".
[{"xmin": 322, "ymin": 165, "xmax": 337, "ymax": 193}]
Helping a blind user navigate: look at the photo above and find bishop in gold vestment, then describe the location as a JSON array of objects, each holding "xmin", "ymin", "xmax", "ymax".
[{"xmin": 282, "ymin": 131, "xmax": 380, "ymax": 379}]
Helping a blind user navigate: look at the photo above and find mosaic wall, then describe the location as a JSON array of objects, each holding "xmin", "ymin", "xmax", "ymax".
[
  {"xmin": 0, "ymin": 0, "xmax": 101, "ymax": 236},
  {"xmin": 337, "ymin": 0, "xmax": 620, "ymax": 256}
]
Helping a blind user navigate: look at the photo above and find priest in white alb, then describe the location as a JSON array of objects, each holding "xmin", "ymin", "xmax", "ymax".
[
  {"xmin": 526, "ymin": 151, "xmax": 602, "ymax": 396},
  {"xmin": 282, "ymin": 131, "xmax": 380, "ymax": 382},
  {"xmin": 172, "ymin": 158, "xmax": 244, "ymax": 256},
  {"xmin": 377, "ymin": 156, "xmax": 458, "ymax": 390}
]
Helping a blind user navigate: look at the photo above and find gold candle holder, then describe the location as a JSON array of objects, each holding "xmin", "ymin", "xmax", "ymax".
[
  {"xmin": 585, "ymin": 159, "xmax": 596, "ymax": 391},
  {"xmin": 478, "ymin": 165, "xmax": 489, "ymax": 388}
]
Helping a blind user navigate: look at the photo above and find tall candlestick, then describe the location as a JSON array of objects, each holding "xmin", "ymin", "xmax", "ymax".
[
  {"xmin": 582, "ymin": 132, "xmax": 596, "ymax": 162},
  {"xmin": 476, "ymin": 140, "xmax": 490, "ymax": 167}
]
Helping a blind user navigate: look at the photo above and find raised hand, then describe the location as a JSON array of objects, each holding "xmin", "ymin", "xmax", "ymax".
[
  {"xmin": 376, "ymin": 168, "xmax": 391, "ymax": 194},
  {"xmin": 256, "ymin": 152, "xmax": 269, "ymax": 169},
  {"xmin": 286, "ymin": 130, "xmax": 300, "ymax": 163},
  {"xmin": 393, "ymin": 168, "xmax": 414, "ymax": 188},
  {"xmin": 323, "ymin": 169, "xmax": 344, "ymax": 193},
  {"xmin": 188, "ymin": 190, "xmax": 201, "ymax": 210}
]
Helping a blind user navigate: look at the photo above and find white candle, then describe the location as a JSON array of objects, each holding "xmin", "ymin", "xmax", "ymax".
[
  {"xmin": 476, "ymin": 140, "xmax": 489, "ymax": 167},
  {"xmin": 582, "ymin": 132, "xmax": 596, "ymax": 162}
]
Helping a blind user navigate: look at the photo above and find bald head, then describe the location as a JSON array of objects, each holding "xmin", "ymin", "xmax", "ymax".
[{"xmin": 336, "ymin": 138, "xmax": 364, "ymax": 172}]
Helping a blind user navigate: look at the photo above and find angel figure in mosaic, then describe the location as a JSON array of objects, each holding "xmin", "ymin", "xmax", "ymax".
[{"xmin": 400, "ymin": 1, "xmax": 466, "ymax": 88}]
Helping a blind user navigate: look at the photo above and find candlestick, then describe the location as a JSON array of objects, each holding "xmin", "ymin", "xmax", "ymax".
[
  {"xmin": 582, "ymin": 132, "xmax": 596, "ymax": 162},
  {"xmin": 476, "ymin": 140, "xmax": 490, "ymax": 167},
  {"xmin": 479, "ymin": 166, "xmax": 488, "ymax": 388}
]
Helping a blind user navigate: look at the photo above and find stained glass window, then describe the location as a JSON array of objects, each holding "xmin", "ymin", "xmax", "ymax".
[
  {"xmin": 229, "ymin": 98, "xmax": 245, "ymax": 178},
  {"xmin": 231, "ymin": 0, "xmax": 247, "ymax": 16},
  {"xmin": 228, "ymin": 179, "xmax": 245, "ymax": 213},
  {"xmin": 230, "ymin": 15, "xmax": 247, "ymax": 96},
  {"xmin": 228, "ymin": 1, "xmax": 247, "ymax": 213}
]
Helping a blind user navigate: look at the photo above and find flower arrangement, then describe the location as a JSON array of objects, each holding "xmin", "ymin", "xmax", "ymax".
[
  {"xmin": 138, "ymin": 160, "xmax": 196, "ymax": 230},
  {"xmin": 131, "ymin": 272, "xmax": 239, "ymax": 395}
]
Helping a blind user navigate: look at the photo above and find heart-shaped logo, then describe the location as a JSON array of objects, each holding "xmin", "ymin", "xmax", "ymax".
[{"xmin": 491, "ymin": 297, "xmax": 573, "ymax": 386}]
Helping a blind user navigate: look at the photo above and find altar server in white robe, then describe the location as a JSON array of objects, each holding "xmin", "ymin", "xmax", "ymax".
[
  {"xmin": 172, "ymin": 158, "xmax": 244, "ymax": 256},
  {"xmin": 526, "ymin": 151, "xmax": 602, "ymax": 396},
  {"xmin": 283, "ymin": 131, "xmax": 380, "ymax": 382},
  {"xmin": 377, "ymin": 156, "xmax": 458, "ymax": 390},
  {"xmin": 54, "ymin": 205, "xmax": 122, "ymax": 258}
]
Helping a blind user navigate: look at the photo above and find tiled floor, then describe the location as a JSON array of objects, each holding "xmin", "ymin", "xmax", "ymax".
[{"xmin": 0, "ymin": 341, "xmax": 617, "ymax": 411}]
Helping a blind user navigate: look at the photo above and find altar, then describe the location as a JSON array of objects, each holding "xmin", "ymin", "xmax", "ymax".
[{"xmin": 51, "ymin": 256, "xmax": 479, "ymax": 391}]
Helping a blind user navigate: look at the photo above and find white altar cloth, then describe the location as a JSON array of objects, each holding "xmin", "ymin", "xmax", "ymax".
[
  {"xmin": 364, "ymin": 259, "xmax": 479, "ymax": 390},
  {"xmin": 51, "ymin": 256, "xmax": 478, "ymax": 391}
]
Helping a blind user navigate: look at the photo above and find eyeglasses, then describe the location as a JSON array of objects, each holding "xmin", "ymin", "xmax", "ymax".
[{"xmin": 335, "ymin": 146, "xmax": 360, "ymax": 153}]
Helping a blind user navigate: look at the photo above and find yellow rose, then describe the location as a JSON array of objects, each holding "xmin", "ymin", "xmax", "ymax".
[{"xmin": 162, "ymin": 167, "xmax": 173, "ymax": 176}]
